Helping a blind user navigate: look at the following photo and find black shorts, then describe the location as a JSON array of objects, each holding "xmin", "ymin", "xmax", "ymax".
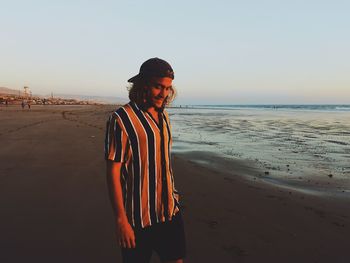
[{"xmin": 121, "ymin": 212, "xmax": 186, "ymax": 263}]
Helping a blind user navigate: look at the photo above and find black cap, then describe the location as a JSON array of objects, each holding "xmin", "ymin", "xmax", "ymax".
[{"xmin": 128, "ymin": 57, "xmax": 174, "ymax": 83}]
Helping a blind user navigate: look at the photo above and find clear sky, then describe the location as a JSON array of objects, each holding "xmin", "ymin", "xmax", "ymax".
[{"xmin": 1, "ymin": 0, "xmax": 349, "ymax": 104}]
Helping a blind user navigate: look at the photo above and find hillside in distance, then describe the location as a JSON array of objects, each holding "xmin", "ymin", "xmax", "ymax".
[
  {"xmin": 0, "ymin": 87, "xmax": 21, "ymax": 95},
  {"xmin": 50, "ymin": 93, "xmax": 128, "ymax": 105},
  {"xmin": 0, "ymin": 87, "xmax": 127, "ymax": 105}
]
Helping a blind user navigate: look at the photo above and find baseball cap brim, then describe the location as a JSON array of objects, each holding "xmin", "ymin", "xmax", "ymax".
[
  {"xmin": 127, "ymin": 74, "xmax": 140, "ymax": 83},
  {"xmin": 127, "ymin": 58, "xmax": 174, "ymax": 83}
]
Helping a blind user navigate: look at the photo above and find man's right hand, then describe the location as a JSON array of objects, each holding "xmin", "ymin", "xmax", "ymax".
[{"xmin": 116, "ymin": 217, "xmax": 136, "ymax": 249}]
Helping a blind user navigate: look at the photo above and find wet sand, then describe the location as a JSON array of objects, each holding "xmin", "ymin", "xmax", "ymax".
[
  {"xmin": 1, "ymin": 105, "xmax": 350, "ymax": 263},
  {"xmin": 170, "ymin": 107, "xmax": 350, "ymax": 196}
]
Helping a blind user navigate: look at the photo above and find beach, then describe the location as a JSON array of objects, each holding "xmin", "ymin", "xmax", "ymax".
[{"xmin": 1, "ymin": 105, "xmax": 350, "ymax": 263}]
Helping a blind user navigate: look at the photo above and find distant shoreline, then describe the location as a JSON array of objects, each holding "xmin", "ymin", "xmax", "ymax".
[{"xmin": 171, "ymin": 104, "xmax": 350, "ymax": 112}]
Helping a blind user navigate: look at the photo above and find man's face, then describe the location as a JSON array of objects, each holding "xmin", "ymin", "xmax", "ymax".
[{"xmin": 145, "ymin": 77, "xmax": 173, "ymax": 110}]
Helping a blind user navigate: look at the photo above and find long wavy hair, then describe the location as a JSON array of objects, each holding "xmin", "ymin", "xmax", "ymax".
[{"xmin": 127, "ymin": 77, "xmax": 177, "ymax": 109}]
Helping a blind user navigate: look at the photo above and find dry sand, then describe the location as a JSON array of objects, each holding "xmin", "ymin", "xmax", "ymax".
[{"xmin": 1, "ymin": 105, "xmax": 350, "ymax": 263}]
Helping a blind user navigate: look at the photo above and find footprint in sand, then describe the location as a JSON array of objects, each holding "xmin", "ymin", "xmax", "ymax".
[
  {"xmin": 222, "ymin": 245, "xmax": 248, "ymax": 257},
  {"xmin": 304, "ymin": 206, "xmax": 326, "ymax": 218},
  {"xmin": 332, "ymin": 221, "xmax": 345, "ymax": 227},
  {"xmin": 207, "ymin": 220, "xmax": 218, "ymax": 229}
]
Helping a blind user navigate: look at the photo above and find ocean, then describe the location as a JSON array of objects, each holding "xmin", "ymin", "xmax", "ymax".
[
  {"xmin": 168, "ymin": 105, "xmax": 350, "ymax": 195},
  {"xmin": 179, "ymin": 104, "xmax": 350, "ymax": 111}
]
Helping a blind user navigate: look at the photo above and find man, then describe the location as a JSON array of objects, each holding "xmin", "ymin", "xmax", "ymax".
[{"xmin": 105, "ymin": 58, "xmax": 186, "ymax": 263}]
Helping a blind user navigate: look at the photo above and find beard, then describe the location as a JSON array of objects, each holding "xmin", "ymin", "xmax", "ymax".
[{"xmin": 143, "ymin": 94, "xmax": 167, "ymax": 112}]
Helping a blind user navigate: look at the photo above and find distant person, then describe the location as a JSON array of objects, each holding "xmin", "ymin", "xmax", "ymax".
[
  {"xmin": 5, "ymin": 100, "xmax": 8, "ymax": 106},
  {"xmin": 105, "ymin": 58, "xmax": 186, "ymax": 263},
  {"xmin": 28, "ymin": 102, "xmax": 31, "ymax": 109},
  {"xmin": 21, "ymin": 101, "xmax": 25, "ymax": 109}
]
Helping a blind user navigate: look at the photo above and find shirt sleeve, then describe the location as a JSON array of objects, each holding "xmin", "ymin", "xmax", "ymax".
[
  {"xmin": 163, "ymin": 110, "xmax": 172, "ymax": 146},
  {"xmin": 104, "ymin": 114, "xmax": 128, "ymax": 162}
]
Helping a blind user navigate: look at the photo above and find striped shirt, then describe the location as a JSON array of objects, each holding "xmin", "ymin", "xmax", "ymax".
[{"xmin": 105, "ymin": 101, "xmax": 180, "ymax": 229}]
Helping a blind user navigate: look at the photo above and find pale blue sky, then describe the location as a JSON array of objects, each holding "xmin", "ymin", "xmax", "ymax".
[{"xmin": 1, "ymin": 0, "xmax": 349, "ymax": 104}]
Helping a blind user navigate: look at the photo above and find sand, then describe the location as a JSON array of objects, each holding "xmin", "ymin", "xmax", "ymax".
[{"xmin": 1, "ymin": 105, "xmax": 350, "ymax": 263}]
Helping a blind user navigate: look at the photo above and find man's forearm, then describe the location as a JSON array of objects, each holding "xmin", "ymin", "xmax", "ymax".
[
  {"xmin": 106, "ymin": 161, "xmax": 128, "ymax": 221},
  {"xmin": 106, "ymin": 160, "xmax": 136, "ymax": 248}
]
